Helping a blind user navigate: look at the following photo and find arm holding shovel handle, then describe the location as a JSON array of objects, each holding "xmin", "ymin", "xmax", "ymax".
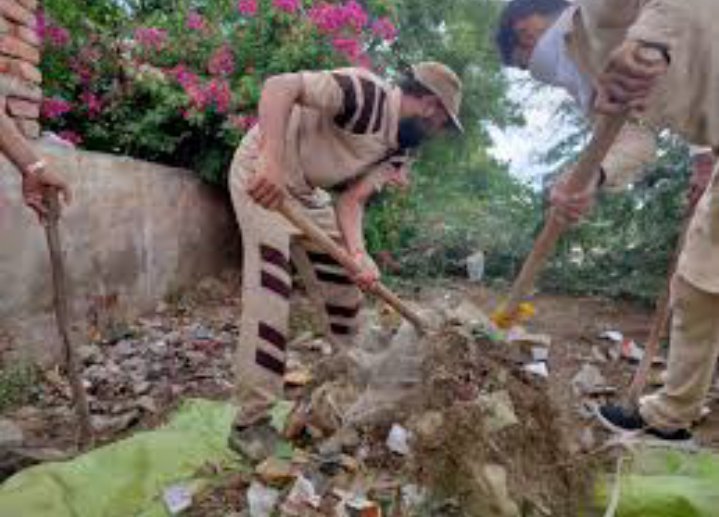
[
  {"xmin": 492, "ymin": 46, "xmax": 666, "ymax": 329},
  {"xmin": 278, "ymin": 199, "xmax": 430, "ymax": 333}
]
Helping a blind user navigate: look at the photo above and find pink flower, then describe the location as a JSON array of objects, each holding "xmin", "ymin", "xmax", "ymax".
[
  {"xmin": 185, "ymin": 83, "xmax": 208, "ymax": 110},
  {"xmin": 237, "ymin": 0, "xmax": 258, "ymax": 17},
  {"xmin": 272, "ymin": 0, "xmax": 300, "ymax": 14},
  {"xmin": 332, "ymin": 36, "xmax": 362, "ymax": 62},
  {"xmin": 371, "ymin": 17, "xmax": 397, "ymax": 42},
  {"xmin": 35, "ymin": 10, "xmax": 47, "ymax": 40},
  {"xmin": 205, "ymin": 79, "xmax": 233, "ymax": 114},
  {"xmin": 46, "ymin": 25, "xmax": 71, "ymax": 47},
  {"xmin": 134, "ymin": 27, "xmax": 168, "ymax": 51},
  {"xmin": 342, "ymin": 1, "xmax": 368, "ymax": 32},
  {"xmin": 81, "ymin": 91, "xmax": 103, "ymax": 118},
  {"xmin": 168, "ymin": 64, "xmax": 199, "ymax": 88},
  {"xmin": 208, "ymin": 45, "xmax": 235, "ymax": 76},
  {"xmin": 58, "ymin": 131, "xmax": 83, "ymax": 146},
  {"xmin": 186, "ymin": 11, "xmax": 207, "ymax": 31},
  {"xmin": 41, "ymin": 97, "xmax": 72, "ymax": 119},
  {"xmin": 309, "ymin": 1, "xmax": 368, "ymax": 34}
]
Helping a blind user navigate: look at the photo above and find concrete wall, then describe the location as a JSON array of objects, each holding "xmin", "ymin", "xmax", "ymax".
[{"xmin": 0, "ymin": 143, "xmax": 240, "ymax": 363}]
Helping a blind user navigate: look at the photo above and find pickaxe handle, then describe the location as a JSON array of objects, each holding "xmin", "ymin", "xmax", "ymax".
[
  {"xmin": 44, "ymin": 191, "xmax": 94, "ymax": 447},
  {"xmin": 278, "ymin": 199, "xmax": 429, "ymax": 333}
]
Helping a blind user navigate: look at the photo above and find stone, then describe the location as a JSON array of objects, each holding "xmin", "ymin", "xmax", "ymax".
[
  {"xmin": 0, "ymin": 16, "xmax": 9, "ymax": 34},
  {"xmin": 137, "ymin": 395, "xmax": 158, "ymax": 413},
  {"xmin": 0, "ymin": 35, "xmax": 40, "ymax": 64},
  {"xmin": 149, "ymin": 340, "xmax": 168, "ymax": 356},
  {"xmin": 247, "ymin": 482, "xmax": 280, "ymax": 517},
  {"xmin": 255, "ymin": 457, "xmax": 295, "ymax": 487},
  {"xmin": 476, "ymin": 390, "xmax": 519, "ymax": 434},
  {"xmin": 410, "ymin": 411, "xmax": 444, "ymax": 449},
  {"xmin": 91, "ymin": 410, "xmax": 140, "ymax": 433},
  {"xmin": 0, "ymin": 0, "xmax": 34, "ymax": 26},
  {"xmin": 571, "ymin": 364, "xmax": 608, "ymax": 396},
  {"xmin": 133, "ymin": 381, "xmax": 151, "ymax": 396},
  {"xmin": 0, "ymin": 419, "xmax": 23, "ymax": 449}
]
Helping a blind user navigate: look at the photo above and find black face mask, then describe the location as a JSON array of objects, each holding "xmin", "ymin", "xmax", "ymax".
[{"xmin": 397, "ymin": 117, "xmax": 430, "ymax": 149}]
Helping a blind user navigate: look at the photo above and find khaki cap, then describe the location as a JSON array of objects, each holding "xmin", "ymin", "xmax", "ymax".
[{"xmin": 412, "ymin": 61, "xmax": 464, "ymax": 132}]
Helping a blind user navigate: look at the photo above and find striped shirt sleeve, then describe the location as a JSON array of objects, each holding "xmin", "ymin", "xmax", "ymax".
[{"xmin": 300, "ymin": 68, "xmax": 389, "ymax": 135}]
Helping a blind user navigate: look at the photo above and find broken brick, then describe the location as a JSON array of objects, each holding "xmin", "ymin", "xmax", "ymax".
[
  {"xmin": 0, "ymin": 35, "xmax": 40, "ymax": 64},
  {"xmin": 0, "ymin": 16, "xmax": 10, "ymax": 35},
  {"xmin": 7, "ymin": 97, "xmax": 39, "ymax": 118},
  {"xmin": 0, "ymin": 0, "xmax": 34, "ymax": 26}
]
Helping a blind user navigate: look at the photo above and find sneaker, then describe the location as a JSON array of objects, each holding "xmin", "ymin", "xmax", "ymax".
[
  {"xmin": 595, "ymin": 404, "xmax": 646, "ymax": 434},
  {"xmin": 595, "ymin": 403, "xmax": 694, "ymax": 444}
]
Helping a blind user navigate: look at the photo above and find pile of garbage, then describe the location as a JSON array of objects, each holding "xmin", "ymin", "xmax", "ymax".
[{"xmin": 216, "ymin": 299, "xmax": 586, "ymax": 516}]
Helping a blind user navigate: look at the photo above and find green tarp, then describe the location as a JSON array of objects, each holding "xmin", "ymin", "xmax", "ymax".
[
  {"xmin": 0, "ymin": 399, "xmax": 240, "ymax": 517},
  {"xmin": 597, "ymin": 447, "xmax": 719, "ymax": 517}
]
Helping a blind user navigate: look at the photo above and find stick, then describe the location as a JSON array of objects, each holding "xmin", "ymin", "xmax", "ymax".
[
  {"xmin": 501, "ymin": 114, "xmax": 627, "ymax": 319},
  {"xmin": 624, "ymin": 197, "xmax": 699, "ymax": 406},
  {"xmin": 278, "ymin": 199, "xmax": 429, "ymax": 333},
  {"xmin": 44, "ymin": 190, "xmax": 93, "ymax": 447}
]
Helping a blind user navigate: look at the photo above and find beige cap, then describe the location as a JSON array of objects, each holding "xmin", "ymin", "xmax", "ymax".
[{"xmin": 412, "ymin": 61, "xmax": 464, "ymax": 132}]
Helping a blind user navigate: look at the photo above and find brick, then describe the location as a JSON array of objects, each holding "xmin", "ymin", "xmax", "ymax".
[
  {"xmin": 0, "ymin": 56, "xmax": 41, "ymax": 83},
  {"xmin": 0, "ymin": 16, "xmax": 10, "ymax": 34},
  {"xmin": 14, "ymin": 24, "xmax": 39, "ymax": 47},
  {"xmin": 7, "ymin": 97, "xmax": 38, "ymax": 118},
  {"xmin": 0, "ymin": 0, "xmax": 33, "ymax": 26},
  {"xmin": 14, "ymin": 118, "xmax": 40, "ymax": 139},
  {"xmin": 0, "ymin": 74, "xmax": 40, "ymax": 100},
  {"xmin": 0, "ymin": 34, "xmax": 39, "ymax": 64},
  {"xmin": 15, "ymin": 0, "xmax": 37, "ymax": 11}
]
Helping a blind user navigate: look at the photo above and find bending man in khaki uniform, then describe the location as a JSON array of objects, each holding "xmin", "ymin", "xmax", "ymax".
[
  {"xmin": 0, "ymin": 97, "xmax": 71, "ymax": 218},
  {"xmin": 228, "ymin": 63, "xmax": 463, "ymax": 446},
  {"xmin": 497, "ymin": 0, "xmax": 719, "ymax": 442}
]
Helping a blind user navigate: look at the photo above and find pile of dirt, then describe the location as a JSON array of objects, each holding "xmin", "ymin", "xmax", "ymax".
[{"xmin": 409, "ymin": 326, "xmax": 586, "ymax": 516}]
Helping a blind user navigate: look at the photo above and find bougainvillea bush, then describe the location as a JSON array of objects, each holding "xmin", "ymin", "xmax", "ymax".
[{"xmin": 40, "ymin": 0, "xmax": 398, "ymax": 183}]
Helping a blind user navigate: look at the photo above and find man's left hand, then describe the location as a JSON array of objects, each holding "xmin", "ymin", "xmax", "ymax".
[
  {"xmin": 351, "ymin": 251, "xmax": 380, "ymax": 291},
  {"xmin": 595, "ymin": 40, "xmax": 669, "ymax": 115}
]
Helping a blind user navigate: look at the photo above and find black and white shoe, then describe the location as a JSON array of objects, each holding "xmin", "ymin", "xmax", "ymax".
[{"xmin": 595, "ymin": 403, "xmax": 694, "ymax": 445}]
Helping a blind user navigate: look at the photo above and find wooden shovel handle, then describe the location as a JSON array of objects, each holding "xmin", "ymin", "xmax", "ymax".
[
  {"xmin": 502, "ymin": 114, "xmax": 627, "ymax": 317},
  {"xmin": 278, "ymin": 199, "xmax": 429, "ymax": 332},
  {"xmin": 44, "ymin": 190, "xmax": 94, "ymax": 447}
]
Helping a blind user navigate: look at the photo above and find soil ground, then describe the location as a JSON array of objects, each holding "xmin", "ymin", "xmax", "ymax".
[{"xmin": 3, "ymin": 274, "xmax": 719, "ymax": 515}]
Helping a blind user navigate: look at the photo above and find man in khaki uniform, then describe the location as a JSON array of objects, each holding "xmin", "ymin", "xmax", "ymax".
[
  {"xmin": 228, "ymin": 62, "xmax": 463, "ymax": 445},
  {"xmin": 0, "ymin": 96, "xmax": 71, "ymax": 218},
  {"xmin": 497, "ymin": 0, "xmax": 719, "ymax": 442}
]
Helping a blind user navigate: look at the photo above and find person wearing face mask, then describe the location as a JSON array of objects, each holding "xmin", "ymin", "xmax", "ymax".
[
  {"xmin": 496, "ymin": 0, "xmax": 719, "ymax": 445},
  {"xmin": 227, "ymin": 62, "xmax": 463, "ymax": 453}
]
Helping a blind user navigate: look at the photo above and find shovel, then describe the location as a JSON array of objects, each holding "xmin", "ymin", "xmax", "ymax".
[
  {"xmin": 278, "ymin": 199, "xmax": 430, "ymax": 333},
  {"xmin": 492, "ymin": 47, "xmax": 665, "ymax": 329},
  {"xmin": 492, "ymin": 113, "xmax": 627, "ymax": 328},
  {"xmin": 44, "ymin": 190, "xmax": 94, "ymax": 447}
]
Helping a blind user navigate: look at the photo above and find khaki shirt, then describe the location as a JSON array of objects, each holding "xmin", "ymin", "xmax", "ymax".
[
  {"xmin": 568, "ymin": 0, "xmax": 719, "ymax": 292},
  {"xmin": 237, "ymin": 67, "xmax": 413, "ymax": 207}
]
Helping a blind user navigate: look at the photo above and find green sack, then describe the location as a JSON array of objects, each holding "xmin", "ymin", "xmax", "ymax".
[
  {"xmin": 0, "ymin": 399, "xmax": 241, "ymax": 517},
  {"xmin": 596, "ymin": 447, "xmax": 719, "ymax": 517}
]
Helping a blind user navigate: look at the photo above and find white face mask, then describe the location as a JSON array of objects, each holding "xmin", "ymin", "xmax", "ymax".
[{"xmin": 528, "ymin": 8, "xmax": 594, "ymax": 113}]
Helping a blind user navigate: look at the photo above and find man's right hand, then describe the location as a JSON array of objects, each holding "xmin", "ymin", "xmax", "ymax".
[
  {"xmin": 22, "ymin": 167, "xmax": 72, "ymax": 221},
  {"xmin": 246, "ymin": 161, "xmax": 286, "ymax": 210},
  {"xmin": 549, "ymin": 169, "xmax": 599, "ymax": 226}
]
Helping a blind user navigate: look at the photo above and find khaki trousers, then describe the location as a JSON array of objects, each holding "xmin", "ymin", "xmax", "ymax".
[
  {"xmin": 228, "ymin": 142, "xmax": 362, "ymax": 403},
  {"xmin": 640, "ymin": 161, "xmax": 719, "ymax": 430}
]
